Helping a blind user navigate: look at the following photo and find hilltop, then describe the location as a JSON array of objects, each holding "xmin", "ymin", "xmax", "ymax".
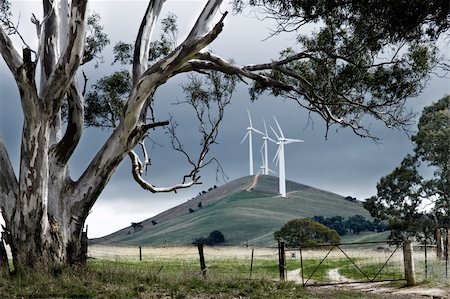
[{"xmin": 93, "ymin": 175, "xmax": 372, "ymax": 246}]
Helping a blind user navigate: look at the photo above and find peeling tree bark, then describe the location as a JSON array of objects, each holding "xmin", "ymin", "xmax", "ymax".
[{"xmin": 0, "ymin": 0, "xmax": 229, "ymax": 271}]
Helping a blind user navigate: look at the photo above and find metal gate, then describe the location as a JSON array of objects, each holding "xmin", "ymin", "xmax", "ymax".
[{"xmin": 297, "ymin": 240, "xmax": 406, "ymax": 286}]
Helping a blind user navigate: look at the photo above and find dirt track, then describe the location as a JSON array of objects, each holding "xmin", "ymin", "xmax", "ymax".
[{"xmin": 286, "ymin": 267, "xmax": 449, "ymax": 298}]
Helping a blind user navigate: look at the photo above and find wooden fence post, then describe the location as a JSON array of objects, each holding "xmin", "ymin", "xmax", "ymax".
[
  {"xmin": 436, "ymin": 228, "xmax": 443, "ymax": 258},
  {"xmin": 249, "ymin": 248, "xmax": 254, "ymax": 278},
  {"xmin": 403, "ymin": 240, "xmax": 416, "ymax": 286},
  {"xmin": 278, "ymin": 241, "xmax": 286, "ymax": 281},
  {"xmin": 197, "ymin": 243, "xmax": 206, "ymax": 278},
  {"xmin": 139, "ymin": 245, "xmax": 142, "ymax": 261},
  {"xmin": 81, "ymin": 225, "xmax": 88, "ymax": 264}
]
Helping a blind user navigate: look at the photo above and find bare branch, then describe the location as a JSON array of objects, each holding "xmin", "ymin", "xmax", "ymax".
[{"xmin": 128, "ymin": 150, "xmax": 198, "ymax": 193}]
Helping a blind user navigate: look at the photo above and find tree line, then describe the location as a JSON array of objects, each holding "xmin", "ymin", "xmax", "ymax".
[{"xmin": 312, "ymin": 215, "xmax": 389, "ymax": 236}]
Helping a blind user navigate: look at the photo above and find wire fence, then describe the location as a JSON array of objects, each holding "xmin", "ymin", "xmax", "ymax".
[{"xmin": 88, "ymin": 241, "xmax": 450, "ymax": 285}]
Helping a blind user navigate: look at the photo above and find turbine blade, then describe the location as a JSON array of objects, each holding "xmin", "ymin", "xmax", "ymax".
[
  {"xmin": 260, "ymin": 146, "xmax": 264, "ymax": 164},
  {"xmin": 241, "ymin": 131, "xmax": 249, "ymax": 144},
  {"xmin": 247, "ymin": 109, "xmax": 252, "ymax": 127},
  {"xmin": 270, "ymin": 126, "xmax": 280, "ymax": 140},
  {"xmin": 267, "ymin": 136, "xmax": 277, "ymax": 143},
  {"xmin": 285, "ymin": 138, "xmax": 303, "ymax": 144},
  {"xmin": 263, "ymin": 119, "xmax": 268, "ymax": 136},
  {"xmin": 273, "ymin": 116, "xmax": 285, "ymax": 139},
  {"xmin": 268, "ymin": 168, "xmax": 277, "ymax": 175},
  {"xmin": 273, "ymin": 146, "xmax": 281, "ymax": 164},
  {"xmin": 252, "ymin": 127, "xmax": 264, "ymax": 135}
]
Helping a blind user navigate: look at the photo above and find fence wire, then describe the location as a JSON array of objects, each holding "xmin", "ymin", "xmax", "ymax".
[{"xmin": 87, "ymin": 242, "xmax": 450, "ymax": 284}]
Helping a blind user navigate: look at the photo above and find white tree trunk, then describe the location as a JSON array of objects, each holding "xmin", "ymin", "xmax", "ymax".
[{"xmin": 0, "ymin": 0, "xmax": 227, "ymax": 271}]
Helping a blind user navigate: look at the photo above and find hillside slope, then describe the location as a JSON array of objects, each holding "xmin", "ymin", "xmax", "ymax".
[{"xmin": 93, "ymin": 175, "xmax": 371, "ymax": 246}]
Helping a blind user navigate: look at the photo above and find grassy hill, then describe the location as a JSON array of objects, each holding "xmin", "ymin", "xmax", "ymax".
[{"xmin": 93, "ymin": 175, "xmax": 374, "ymax": 246}]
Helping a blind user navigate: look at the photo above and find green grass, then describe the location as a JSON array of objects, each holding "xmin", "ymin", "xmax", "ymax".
[
  {"xmin": 98, "ymin": 175, "xmax": 374, "ymax": 247},
  {"xmin": 300, "ymin": 258, "xmax": 355, "ymax": 282},
  {"xmin": 0, "ymin": 259, "xmax": 399, "ymax": 299},
  {"xmin": 339, "ymin": 262, "xmax": 404, "ymax": 281}
]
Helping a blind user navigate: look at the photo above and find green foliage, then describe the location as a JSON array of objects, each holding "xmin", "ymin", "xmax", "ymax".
[
  {"xmin": 237, "ymin": 0, "xmax": 448, "ymax": 138},
  {"xmin": 82, "ymin": 12, "xmax": 110, "ymax": 66},
  {"xmin": 274, "ymin": 218, "xmax": 340, "ymax": 247},
  {"xmin": 365, "ymin": 96, "xmax": 450, "ymax": 240},
  {"xmin": 113, "ymin": 41, "xmax": 134, "ymax": 65},
  {"xmin": 0, "ymin": 0, "xmax": 11, "ymax": 29},
  {"xmin": 148, "ymin": 13, "xmax": 178, "ymax": 62},
  {"xmin": 312, "ymin": 215, "xmax": 388, "ymax": 236},
  {"xmin": 84, "ymin": 70, "xmax": 131, "ymax": 128}
]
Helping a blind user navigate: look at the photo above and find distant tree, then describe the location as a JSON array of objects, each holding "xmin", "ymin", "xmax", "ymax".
[
  {"xmin": 312, "ymin": 215, "xmax": 386, "ymax": 235},
  {"xmin": 345, "ymin": 215, "xmax": 370, "ymax": 235},
  {"xmin": 193, "ymin": 230, "xmax": 225, "ymax": 245},
  {"xmin": 131, "ymin": 222, "xmax": 143, "ymax": 233},
  {"xmin": 151, "ymin": 220, "xmax": 158, "ymax": 225},
  {"xmin": 274, "ymin": 218, "xmax": 340, "ymax": 247},
  {"xmin": 188, "ymin": 208, "xmax": 195, "ymax": 214},
  {"xmin": 197, "ymin": 202, "xmax": 203, "ymax": 208},
  {"xmin": 313, "ymin": 215, "xmax": 347, "ymax": 235},
  {"xmin": 208, "ymin": 230, "xmax": 225, "ymax": 244}
]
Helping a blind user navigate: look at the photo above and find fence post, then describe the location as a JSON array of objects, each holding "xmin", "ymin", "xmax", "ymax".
[
  {"xmin": 139, "ymin": 245, "xmax": 142, "ymax": 261},
  {"xmin": 81, "ymin": 225, "xmax": 88, "ymax": 264},
  {"xmin": 278, "ymin": 241, "xmax": 286, "ymax": 281},
  {"xmin": 403, "ymin": 240, "xmax": 416, "ymax": 286},
  {"xmin": 446, "ymin": 228, "xmax": 450, "ymax": 278},
  {"xmin": 436, "ymin": 228, "xmax": 443, "ymax": 258},
  {"xmin": 197, "ymin": 243, "xmax": 206, "ymax": 278},
  {"xmin": 299, "ymin": 247, "xmax": 304, "ymax": 286},
  {"xmin": 424, "ymin": 238, "xmax": 428, "ymax": 279},
  {"xmin": 249, "ymin": 248, "xmax": 254, "ymax": 278}
]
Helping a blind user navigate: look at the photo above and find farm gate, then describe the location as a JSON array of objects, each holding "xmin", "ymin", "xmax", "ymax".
[{"xmin": 285, "ymin": 240, "xmax": 408, "ymax": 286}]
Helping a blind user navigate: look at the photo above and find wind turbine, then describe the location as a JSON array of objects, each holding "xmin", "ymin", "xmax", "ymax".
[
  {"xmin": 241, "ymin": 109, "xmax": 263, "ymax": 175},
  {"xmin": 261, "ymin": 119, "xmax": 277, "ymax": 175},
  {"xmin": 271, "ymin": 116, "xmax": 303, "ymax": 197}
]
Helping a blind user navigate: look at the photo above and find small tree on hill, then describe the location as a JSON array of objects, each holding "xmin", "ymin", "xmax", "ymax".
[
  {"xmin": 208, "ymin": 230, "xmax": 225, "ymax": 244},
  {"xmin": 274, "ymin": 218, "xmax": 340, "ymax": 247}
]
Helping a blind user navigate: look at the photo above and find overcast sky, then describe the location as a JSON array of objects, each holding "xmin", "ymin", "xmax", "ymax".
[{"xmin": 1, "ymin": 0, "xmax": 449, "ymax": 238}]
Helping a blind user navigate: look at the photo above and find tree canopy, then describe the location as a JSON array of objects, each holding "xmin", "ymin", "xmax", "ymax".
[
  {"xmin": 364, "ymin": 95, "xmax": 450, "ymax": 241},
  {"xmin": 274, "ymin": 218, "xmax": 340, "ymax": 247}
]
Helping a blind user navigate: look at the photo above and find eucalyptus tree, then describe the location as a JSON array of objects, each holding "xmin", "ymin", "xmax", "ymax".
[
  {"xmin": 364, "ymin": 96, "xmax": 450, "ymax": 241},
  {"xmin": 0, "ymin": 0, "xmax": 448, "ymax": 270}
]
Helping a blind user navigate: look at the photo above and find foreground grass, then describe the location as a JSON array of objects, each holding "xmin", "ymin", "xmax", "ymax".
[{"xmin": 0, "ymin": 259, "xmax": 405, "ymax": 298}]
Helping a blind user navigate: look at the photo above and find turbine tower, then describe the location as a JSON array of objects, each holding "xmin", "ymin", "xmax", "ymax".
[
  {"xmin": 261, "ymin": 120, "xmax": 276, "ymax": 175},
  {"xmin": 271, "ymin": 117, "xmax": 303, "ymax": 197},
  {"xmin": 241, "ymin": 109, "xmax": 263, "ymax": 175}
]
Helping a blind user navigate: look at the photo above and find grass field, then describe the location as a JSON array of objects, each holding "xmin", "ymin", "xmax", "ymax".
[
  {"xmin": 96, "ymin": 175, "xmax": 374, "ymax": 247},
  {"xmin": 1, "ymin": 244, "xmax": 447, "ymax": 298},
  {"xmin": 89, "ymin": 244, "xmax": 407, "ymax": 283}
]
